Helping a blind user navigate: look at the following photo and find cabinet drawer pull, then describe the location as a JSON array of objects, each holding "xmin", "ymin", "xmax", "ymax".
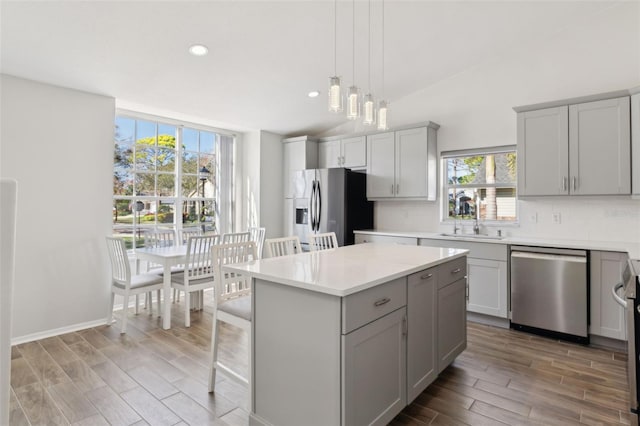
[
  {"xmin": 374, "ymin": 297, "xmax": 391, "ymax": 307},
  {"xmin": 420, "ymin": 273, "xmax": 433, "ymax": 280},
  {"xmin": 451, "ymin": 268, "xmax": 461, "ymax": 274}
]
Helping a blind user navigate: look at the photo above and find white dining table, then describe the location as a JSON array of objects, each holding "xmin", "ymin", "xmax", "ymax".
[{"xmin": 135, "ymin": 244, "xmax": 189, "ymax": 329}]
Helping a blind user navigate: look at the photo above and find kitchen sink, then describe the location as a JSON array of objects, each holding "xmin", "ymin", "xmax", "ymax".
[{"xmin": 439, "ymin": 233, "xmax": 504, "ymax": 240}]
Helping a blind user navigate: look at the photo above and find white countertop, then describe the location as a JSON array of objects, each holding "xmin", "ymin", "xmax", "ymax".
[
  {"xmin": 223, "ymin": 243, "xmax": 468, "ymax": 297},
  {"xmin": 354, "ymin": 230, "xmax": 640, "ymax": 259}
]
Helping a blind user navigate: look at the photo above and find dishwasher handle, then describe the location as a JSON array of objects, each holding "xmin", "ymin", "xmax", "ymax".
[
  {"xmin": 511, "ymin": 250, "xmax": 586, "ymax": 263},
  {"xmin": 612, "ymin": 282, "xmax": 627, "ymax": 309}
]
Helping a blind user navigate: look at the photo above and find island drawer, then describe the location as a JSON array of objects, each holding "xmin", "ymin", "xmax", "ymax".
[
  {"xmin": 342, "ymin": 277, "xmax": 407, "ymax": 334},
  {"xmin": 438, "ymin": 257, "xmax": 467, "ymax": 288}
]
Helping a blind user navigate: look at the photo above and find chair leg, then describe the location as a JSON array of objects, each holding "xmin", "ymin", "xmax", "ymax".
[
  {"xmin": 121, "ymin": 293, "xmax": 129, "ymax": 334},
  {"xmin": 156, "ymin": 289, "xmax": 161, "ymax": 317},
  {"xmin": 107, "ymin": 292, "xmax": 115, "ymax": 324},
  {"xmin": 208, "ymin": 319, "xmax": 220, "ymax": 392},
  {"xmin": 135, "ymin": 294, "xmax": 140, "ymax": 314},
  {"xmin": 184, "ymin": 290, "xmax": 191, "ymax": 328},
  {"xmin": 176, "ymin": 289, "xmax": 181, "ymax": 302}
]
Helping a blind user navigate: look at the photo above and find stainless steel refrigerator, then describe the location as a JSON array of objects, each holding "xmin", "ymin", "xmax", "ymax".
[{"xmin": 292, "ymin": 168, "xmax": 373, "ymax": 251}]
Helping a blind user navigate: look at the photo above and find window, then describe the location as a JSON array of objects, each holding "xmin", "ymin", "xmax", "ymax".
[
  {"xmin": 442, "ymin": 147, "xmax": 517, "ymax": 223},
  {"xmin": 113, "ymin": 113, "xmax": 234, "ymax": 248}
]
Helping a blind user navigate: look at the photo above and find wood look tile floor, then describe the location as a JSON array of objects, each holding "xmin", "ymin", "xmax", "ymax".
[{"xmin": 10, "ymin": 295, "xmax": 630, "ymax": 426}]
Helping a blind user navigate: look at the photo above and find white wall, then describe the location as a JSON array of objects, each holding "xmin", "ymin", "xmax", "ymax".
[
  {"xmin": 240, "ymin": 130, "xmax": 283, "ymax": 239},
  {"xmin": 259, "ymin": 131, "xmax": 284, "ymax": 239},
  {"xmin": 322, "ymin": 2, "xmax": 640, "ymax": 245},
  {"xmin": 0, "ymin": 75, "xmax": 115, "ymax": 342}
]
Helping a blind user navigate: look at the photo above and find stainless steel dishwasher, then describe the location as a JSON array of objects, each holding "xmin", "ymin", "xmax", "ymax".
[{"xmin": 510, "ymin": 246, "xmax": 588, "ymax": 344}]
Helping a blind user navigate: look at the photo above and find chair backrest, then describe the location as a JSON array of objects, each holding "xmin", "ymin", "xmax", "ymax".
[
  {"xmin": 309, "ymin": 232, "xmax": 339, "ymax": 251},
  {"xmin": 264, "ymin": 236, "xmax": 302, "ymax": 258},
  {"xmin": 179, "ymin": 227, "xmax": 202, "ymax": 245},
  {"xmin": 145, "ymin": 229, "xmax": 176, "ymax": 248},
  {"xmin": 105, "ymin": 237, "xmax": 131, "ymax": 288},
  {"xmin": 184, "ymin": 234, "xmax": 219, "ymax": 282},
  {"xmin": 222, "ymin": 231, "xmax": 250, "ymax": 244},
  {"xmin": 248, "ymin": 227, "xmax": 266, "ymax": 259},
  {"xmin": 212, "ymin": 241, "xmax": 256, "ymax": 304}
]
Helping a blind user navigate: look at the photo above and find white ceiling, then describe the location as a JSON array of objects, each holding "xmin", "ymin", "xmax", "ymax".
[{"xmin": 0, "ymin": 1, "xmax": 619, "ymax": 136}]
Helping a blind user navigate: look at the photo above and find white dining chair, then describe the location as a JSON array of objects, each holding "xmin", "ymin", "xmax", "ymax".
[
  {"xmin": 106, "ymin": 237, "xmax": 164, "ymax": 334},
  {"xmin": 221, "ymin": 231, "xmax": 251, "ymax": 244},
  {"xmin": 170, "ymin": 234, "xmax": 218, "ymax": 327},
  {"xmin": 179, "ymin": 227, "xmax": 202, "ymax": 245},
  {"xmin": 140, "ymin": 229, "xmax": 176, "ymax": 309},
  {"xmin": 208, "ymin": 241, "xmax": 256, "ymax": 400},
  {"xmin": 264, "ymin": 236, "xmax": 302, "ymax": 258},
  {"xmin": 309, "ymin": 232, "xmax": 339, "ymax": 251},
  {"xmin": 248, "ymin": 227, "xmax": 266, "ymax": 259}
]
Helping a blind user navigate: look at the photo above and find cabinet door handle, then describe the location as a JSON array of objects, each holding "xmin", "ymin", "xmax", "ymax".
[
  {"xmin": 396, "ymin": 184, "xmax": 400, "ymax": 194},
  {"xmin": 374, "ymin": 297, "xmax": 391, "ymax": 307},
  {"xmin": 572, "ymin": 176, "xmax": 577, "ymax": 191},
  {"xmin": 562, "ymin": 177, "xmax": 567, "ymax": 192},
  {"xmin": 466, "ymin": 283, "xmax": 469, "ymax": 302},
  {"xmin": 451, "ymin": 268, "xmax": 462, "ymax": 274},
  {"xmin": 420, "ymin": 273, "xmax": 433, "ymax": 280},
  {"xmin": 402, "ymin": 315, "xmax": 408, "ymax": 336},
  {"xmin": 391, "ymin": 184, "xmax": 394, "ymax": 195}
]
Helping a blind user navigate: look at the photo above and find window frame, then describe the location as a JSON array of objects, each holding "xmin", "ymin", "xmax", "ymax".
[
  {"xmin": 113, "ymin": 109, "xmax": 236, "ymax": 249},
  {"xmin": 441, "ymin": 146, "xmax": 518, "ymax": 225}
]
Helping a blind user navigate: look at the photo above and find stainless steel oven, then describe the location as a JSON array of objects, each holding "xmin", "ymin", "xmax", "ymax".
[{"xmin": 613, "ymin": 258, "xmax": 640, "ymax": 425}]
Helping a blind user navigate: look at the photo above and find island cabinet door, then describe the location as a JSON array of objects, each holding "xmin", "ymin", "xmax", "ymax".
[
  {"xmin": 342, "ymin": 307, "xmax": 407, "ymax": 426},
  {"xmin": 407, "ymin": 267, "xmax": 437, "ymax": 403},
  {"xmin": 437, "ymin": 277, "xmax": 467, "ymax": 373}
]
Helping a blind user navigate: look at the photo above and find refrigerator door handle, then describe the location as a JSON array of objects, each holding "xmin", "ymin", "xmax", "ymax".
[
  {"xmin": 310, "ymin": 180, "xmax": 316, "ymax": 231},
  {"xmin": 316, "ymin": 179, "xmax": 322, "ymax": 232}
]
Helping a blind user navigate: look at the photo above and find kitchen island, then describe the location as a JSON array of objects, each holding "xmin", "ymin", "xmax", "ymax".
[{"xmin": 222, "ymin": 243, "xmax": 469, "ymax": 426}]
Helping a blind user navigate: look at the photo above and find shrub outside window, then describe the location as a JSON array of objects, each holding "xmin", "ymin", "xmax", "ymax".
[{"xmin": 443, "ymin": 147, "xmax": 517, "ymax": 223}]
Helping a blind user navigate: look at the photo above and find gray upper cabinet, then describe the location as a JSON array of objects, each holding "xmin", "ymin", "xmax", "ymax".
[
  {"xmin": 516, "ymin": 95, "xmax": 631, "ymax": 196},
  {"xmin": 632, "ymin": 92, "xmax": 640, "ymax": 195},
  {"xmin": 569, "ymin": 97, "xmax": 630, "ymax": 195},
  {"xmin": 318, "ymin": 136, "xmax": 366, "ymax": 169},
  {"xmin": 367, "ymin": 125, "xmax": 438, "ymax": 200},
  {"xmin": 517, "ymin": 106, "xmax": 569, "ymax": 196}
]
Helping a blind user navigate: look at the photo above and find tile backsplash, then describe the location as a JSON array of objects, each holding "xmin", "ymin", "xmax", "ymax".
[{"xmin": 374, "ymin": 197, "xmax": 640, "ymax": 244}]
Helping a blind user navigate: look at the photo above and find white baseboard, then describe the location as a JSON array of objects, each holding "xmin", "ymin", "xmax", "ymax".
[{"xmin": 11, "ymin": 318, "xmax": 109, "ymax": 346}]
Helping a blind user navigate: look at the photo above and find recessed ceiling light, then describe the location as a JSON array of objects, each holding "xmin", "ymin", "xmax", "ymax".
[
  {"xmin": 189, "ymin": 44, "xmax": 209, "ymax": 56},
  {"xmin": 308, "ymin": 91, "xmax": 320, "ymax": 98}
]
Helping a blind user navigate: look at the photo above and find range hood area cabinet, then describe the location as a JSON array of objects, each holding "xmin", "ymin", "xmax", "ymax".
[
  {"xmin": 283, "ymin": 136, "xmax": 318, "ymax": 199},
  {"xmin": 515, "ymin": 94, "xmax": 631, "ymax": 196},
  {"xmin": 366, "ymin": 123, "xmax": 439, "ymax": 200},
  {"xmin": 318, "ymin": 135, "xmax": 367, "ymax": 170}
]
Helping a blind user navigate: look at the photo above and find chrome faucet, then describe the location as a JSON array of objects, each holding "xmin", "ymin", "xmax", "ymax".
[{"xmin": 453, "ymin": 216, "xmax": 460, "ymax": 234}]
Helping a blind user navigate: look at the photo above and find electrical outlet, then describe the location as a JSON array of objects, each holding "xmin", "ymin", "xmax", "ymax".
[
  {"xmin": 552, "ymin": 212, "xmax": 561, "ymax": 224},
  {"xmin": 529, "ymin": 213, "xmax": 537, "ymax": 223}
]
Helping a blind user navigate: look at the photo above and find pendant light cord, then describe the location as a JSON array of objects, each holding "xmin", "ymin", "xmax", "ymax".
[
  {"xmin": 368, "ymin": 0, "xmax": 371, "ymax": 92},
  {"xmin": 334, "ymin": 0, "xmax": 337, "ymax": 76},
  {"xmin": 352, "ymin": 0, "xmax": 356, "ymax": 84},
  {"xmin": 381, "ymin": 0, "xmax": 385, "ymax": 99}
]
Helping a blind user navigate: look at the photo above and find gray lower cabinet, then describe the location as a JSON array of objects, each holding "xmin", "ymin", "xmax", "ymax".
[
  {"xmin": 438, "ymin": 277, "xmax": 468, "ymax": 373},
  {"xmin": 252, "ymin": 257, "xmax": 467, "ymax": 426},
  {"xmin": 419, "ymin": 238, "xmax": 508, "ymax": 319},
  {"xmin": 590, "ymin": 250, "xmax": 628, "ymax": 340},
  {"xmin": 407, "ymin": 267, "xmax": 437, "ymax": 403},
  {"xmin": 343, "ymin": 308, "xmax": 407, "ymax": 426}
]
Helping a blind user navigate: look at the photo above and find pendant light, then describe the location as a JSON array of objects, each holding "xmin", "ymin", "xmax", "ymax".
[
  {"xmin": 377, "ymin": 0, "xmax": 389, "ymax": 130},
  {"xmin": 346, "ymin": 0, "xmax": 360, "ymax": 120},
  {"xmin": 328, "ymin": 0, "xmax": 343, "ymax": 113},
  {"xmin": 362, "ymin": 0, "xmax": 375, "ymax": 126}
]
